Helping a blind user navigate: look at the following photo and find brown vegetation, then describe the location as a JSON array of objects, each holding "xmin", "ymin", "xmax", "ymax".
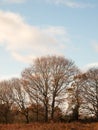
[{"xmin": 0, "ymin": 122, "xmax": 98, "ymax": 130}]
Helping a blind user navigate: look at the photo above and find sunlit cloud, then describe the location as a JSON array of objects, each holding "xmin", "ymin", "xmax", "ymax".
[
  {"xmin": 0, "ymin": 10, "xmax": 69, "ymax": 63},
  {"xmin": 11, "ymin": 52, "xmax": 35, "ymax": 63}
]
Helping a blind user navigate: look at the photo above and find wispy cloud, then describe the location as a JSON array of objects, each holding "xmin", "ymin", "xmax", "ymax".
[
  {"xmin": 2, "ymin": 0, "xmax": 26, "ymax": 4},
  {"xmin": 46, "ymin": 0, "xmax": 95, "ymax": 8},
  {"xmin": 0, "ymin": 10, "xmax": 69, "ymax": 63},
  {"xmin": 92, "ymin": 41, "xmax": 98, "ymax": 52}
]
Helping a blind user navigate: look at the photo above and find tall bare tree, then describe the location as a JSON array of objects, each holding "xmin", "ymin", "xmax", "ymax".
[
  {"xmin": 22, "ymin": 56, "xmax": 79, "ymax": 121},
  {"xmin": 22, "ymin": 57, "xmax": 51, "ymax": 122},
  {"xmin": 48, "ymin": 56, "xmax": 79, "ymax": 120},
  {"xmin": 22, "ymin": 73, "xmax": 44, "ymax": 122},
  {"xmin": 11, "ymin": 78, "xmax": 30, "ymax": 123}
]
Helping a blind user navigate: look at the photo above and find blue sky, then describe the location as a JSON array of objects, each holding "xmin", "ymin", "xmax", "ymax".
[{"xmin": 0, "ymin": 0, "xmax": 98, "ymax": 79}]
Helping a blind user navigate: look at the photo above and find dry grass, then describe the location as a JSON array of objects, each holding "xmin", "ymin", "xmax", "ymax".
[{"xmin": 0, "ymin": 122, "xmax": 98, "ymax": 130}]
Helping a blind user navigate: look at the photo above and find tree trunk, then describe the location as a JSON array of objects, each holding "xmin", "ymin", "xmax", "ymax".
[
  {"xmin": 44, "ymin": 105, "xmax": 48, "ymax": 122},
  {"xmin": 5, "ymin": 115, "xmax": 8, "ymax": 124},
  {"xmin": 51, "ymin": 96, "xmax": 55, "ymax": 120},
  {"xmin": 24, "ymin": 111, "xmax": 29, "ymax": 124},
  {"xmin": 36, "ymin": 103, "xmax": 39, "ymax": 122},
  {"xmin": 73, "ymin": 104, "xmax": 79, "ymax": 121},
  {"xmin": 25, "ymin": 114, "xmax": 29, "ymax": 124}
]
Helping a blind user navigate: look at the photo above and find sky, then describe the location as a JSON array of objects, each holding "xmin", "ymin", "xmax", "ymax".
[{"xmin": 0, "ymin": 0, "xmax": 98, "ymax": 80}]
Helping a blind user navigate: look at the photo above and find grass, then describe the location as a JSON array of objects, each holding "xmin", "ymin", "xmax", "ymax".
[{"xmin": 0, "ymin": 122, "xmax": 98, "ymax": 130}]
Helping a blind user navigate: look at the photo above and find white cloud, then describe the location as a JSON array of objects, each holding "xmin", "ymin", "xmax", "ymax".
[
  {"xmin": 11, "ymin": 52, "xmax": 35, "ymax": 63},
  {"xmin": 92, "ymin": 41, "xmax": 98, "ymax": 52},
  {"xmin": 0, "ymin": 10, "xmax": 69, "ymax": 63},
  {"xmin": 82, "ymin": 63, "xmax": 98, "ymax": 72},
  {"xmin": 0, "ymin": 74, "xmax": 20, "ymax": 81},
  {"xmin": 46, "ymin": 0, "xmax": 95, "ymax": 8},
  {"xmin": 81, "ymin": 42, "xmax": 98, "ymax": 72},
  {"xmin": 2, "ymin": 0, "xmax": 26, "ymax": 3},
  {"xmin": 43, "ymin": 26, "xmax": 70, "ymax": 42}
]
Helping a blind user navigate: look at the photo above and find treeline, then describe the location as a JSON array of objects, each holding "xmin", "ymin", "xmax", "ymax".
[{"xmin": 0, "ymin": 56, "xmax": 98, "ymax": 124}]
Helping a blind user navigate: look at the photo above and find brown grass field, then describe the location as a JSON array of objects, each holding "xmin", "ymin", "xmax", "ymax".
[{"xmin": 0, "ymin": 122, "xmax": 98, "ymax": 130}]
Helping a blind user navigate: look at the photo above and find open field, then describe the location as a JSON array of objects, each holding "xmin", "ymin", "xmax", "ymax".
[{"xmin": 0, "ymin": 122, "xmax": 98, "ymax": 130}]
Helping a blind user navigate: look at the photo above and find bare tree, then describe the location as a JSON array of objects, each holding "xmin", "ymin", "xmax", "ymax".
[
  {"xmin": 22, "ymin": 56, "xmax": 79, "ymax": 121},
  {"xmin": 22, "ymin": 57, "xmax": 51, "ymax": 122},
  {"xmin": 22, "ymin": 75, "xmax": 44, "ymax": 122},
  {"xmin": 66, "ymin": 73, "xmax": 84, "ymax": 121},
  {"xmin": 11, "ymin": 78, "xmax": 30, "ymax": 123},
  {"xmin": 78, "ymin": 68, "xmax": 98, "ymax": 120},
  {"xmin": 48, "ymin": 56, "xmax": 79, "ymax": 120},
  {"xmin": 0, "ymin": 80, "xmax": 14, "ymax": 124},
  {"xmin": 67, "ymin": 68, "xmax": 98, "ymax": 121}
]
